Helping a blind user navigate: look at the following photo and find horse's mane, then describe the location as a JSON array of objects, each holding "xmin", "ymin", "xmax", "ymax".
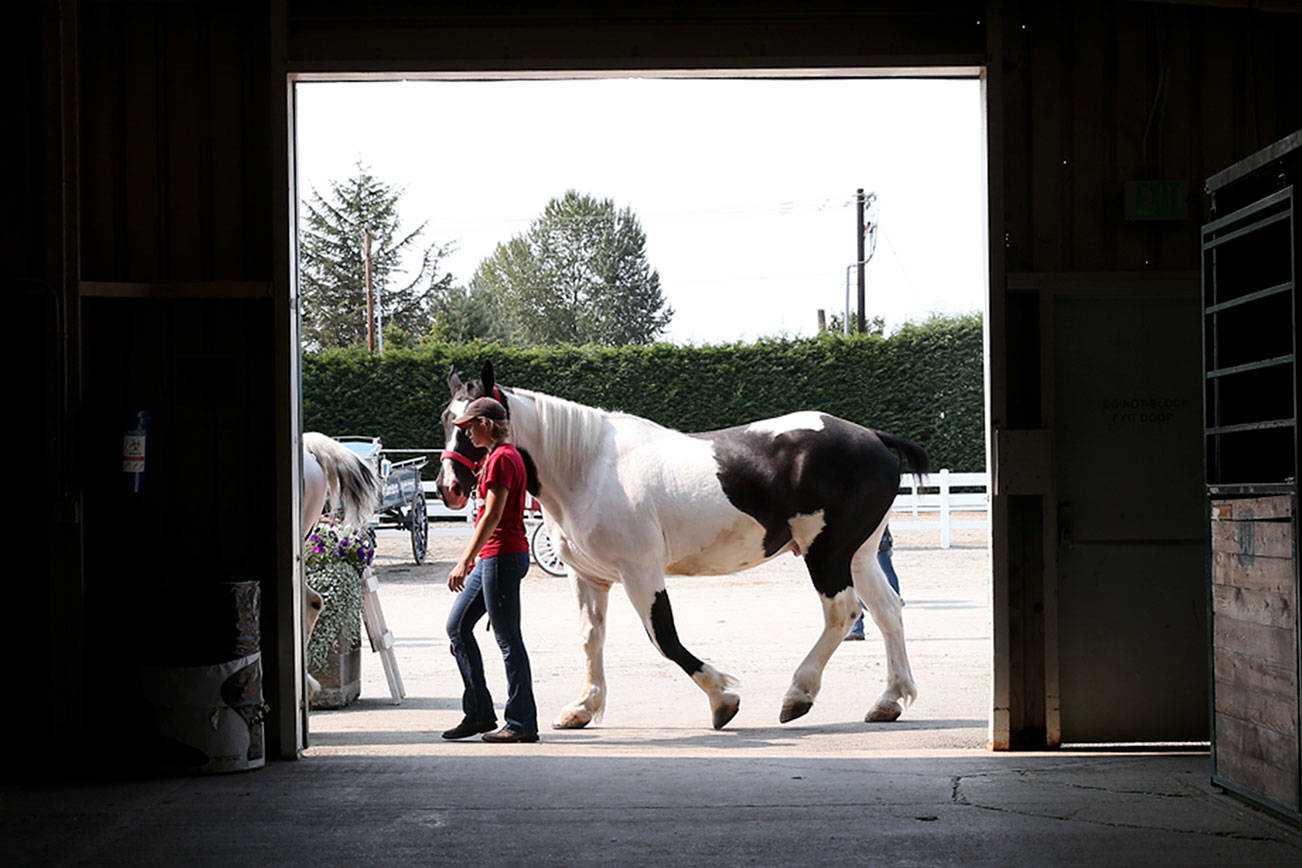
[{"xmin": 513, "ymin": 388, "xmax": 621, "ymax": 485}]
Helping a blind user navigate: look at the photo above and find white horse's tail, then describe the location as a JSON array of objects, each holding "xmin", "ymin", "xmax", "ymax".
[{"xmin": 303, "ymin": 432, "xmax": 380, "ymax": 530}]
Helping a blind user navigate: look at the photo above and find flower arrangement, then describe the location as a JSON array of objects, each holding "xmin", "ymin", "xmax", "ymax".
[
  {"xmin": 306, "ymin": 521, "xmax": 375, "ymax": 574},
  {"xmin": 305, "ymin": 521, "xmax": 373, "ymax": 674}
]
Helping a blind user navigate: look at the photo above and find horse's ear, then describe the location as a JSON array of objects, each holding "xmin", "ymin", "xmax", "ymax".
[
  {"xmin": 447, "ymin": 366, "xmax": 462, "ymax": 395},
  {"xmin": 481, "ymin": 360, "xmax": 496, "ymax": 397}
]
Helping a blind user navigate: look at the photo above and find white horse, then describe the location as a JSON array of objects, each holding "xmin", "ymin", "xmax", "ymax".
[
  {"xmin": 436, "ymin": 363, "xmax": 925, "ymax": 730},
  {"xmin": 301, "ymin": 432, "xmax": 379, "ymax": 694}
]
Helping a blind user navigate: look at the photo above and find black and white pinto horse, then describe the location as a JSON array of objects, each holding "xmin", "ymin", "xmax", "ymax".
[{"xmin": 436, "ymin": 362, "xmax": 928, "ymax": 730}]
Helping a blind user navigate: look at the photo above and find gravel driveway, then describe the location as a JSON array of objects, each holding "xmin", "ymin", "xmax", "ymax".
[{"xmin": 307, "ymin": 513, "xmax": 992, "ymax": 756}]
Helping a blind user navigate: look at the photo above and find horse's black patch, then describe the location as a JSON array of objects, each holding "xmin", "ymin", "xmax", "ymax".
[
  {"xmin": 518, "ymin": 447, "xmax": 541, "ymax": 497},
  {"xmin": 649, "ymin": 590, "xmax": 704, "ymax": 676},
  {"xmin": 698, "ymin": 416, "xmax": 926, "ymax": 599}
]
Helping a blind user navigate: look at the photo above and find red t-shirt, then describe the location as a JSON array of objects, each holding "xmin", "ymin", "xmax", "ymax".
[{"xmin": 476, "ymin": 443, "xmax": 529, "ymax": 559}]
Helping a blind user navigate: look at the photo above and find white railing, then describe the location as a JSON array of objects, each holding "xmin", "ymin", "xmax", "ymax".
[
  {"xmin": 420, "ymin": 472, "xmax": 991, "ymax": 547},
  {"xmin": 421, "ymin": 481, "xmax": 475, "ymax": 521},
  {"xmin": 890, "ymin": 470, "xmax": 989, "ymax": 548}
]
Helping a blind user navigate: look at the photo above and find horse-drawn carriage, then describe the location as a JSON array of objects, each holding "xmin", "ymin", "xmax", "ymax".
[
  {"xmin": 336, "ymin": 436, "xmax": 430, "ymax": 564},
  {"xmin": 524, "ymin": 495, "xmax": 565, "ymax": 577}
]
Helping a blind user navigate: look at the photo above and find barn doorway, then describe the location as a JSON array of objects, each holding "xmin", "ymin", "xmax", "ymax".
[{"xmin": 288, "ymin": 73, "xmax": 992, "ymax": 751}]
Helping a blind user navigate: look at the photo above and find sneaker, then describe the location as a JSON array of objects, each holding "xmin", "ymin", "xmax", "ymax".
[
  {"xmin": 481, "ymin": 726, "xmax": 539, "ymax": 743},
  {"xmin": 442, "ymin": 718, "xmax": 497, "ymax": 740},
  {"xmin": 843, "ymin": 630, "xmax": 865, "ymax": 642}
]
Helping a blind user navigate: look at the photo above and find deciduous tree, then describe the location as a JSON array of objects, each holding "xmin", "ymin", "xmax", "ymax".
[{"xmin": 471, "ymin": 190, "xmax": 672, "ymax": 346}]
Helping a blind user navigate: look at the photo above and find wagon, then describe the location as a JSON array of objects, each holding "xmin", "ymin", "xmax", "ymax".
[
  {"xmin": 337, "ymin": 436, "xmax": 430, "ymax": 564},
  {"xmin": 524, "ymin": 495, "xmax": 566, "ymax": 577}
]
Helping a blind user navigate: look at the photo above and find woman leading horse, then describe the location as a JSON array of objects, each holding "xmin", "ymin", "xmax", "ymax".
[{"xmin": 436, "ymin": 362, "xmax": 926, "ymax": 732}]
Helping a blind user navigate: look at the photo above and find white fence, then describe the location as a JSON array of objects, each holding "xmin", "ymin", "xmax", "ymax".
[
  {"xmin": 890, "ymin": 470, "xmax": 989, "ymax": 548},
  {"xmin": 420, "ymin": 471, "xmax": 990, "ymax": 547}
]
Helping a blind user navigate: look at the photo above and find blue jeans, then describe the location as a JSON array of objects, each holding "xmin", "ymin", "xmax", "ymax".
[{"xmin": 446, "ymin": 552, "xmax": 537, "ymax": 734}]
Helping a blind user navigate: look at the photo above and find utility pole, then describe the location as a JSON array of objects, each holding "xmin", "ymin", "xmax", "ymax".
[
  {"xmin": 855, "ymin": 188, "xmax": 866, "ymax": 333},
  {"xmin": 364, "ymin": 228, "xmax": 375, "ymax": 352}
]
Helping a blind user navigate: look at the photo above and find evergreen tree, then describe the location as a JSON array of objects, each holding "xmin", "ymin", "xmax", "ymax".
[
  {"xmin": 471, "ymin": 190, "xmax": 673, "ymax": 346},
  {"xmin": 299, "ymin": 161, "xmax": 453, "ymax": 350}
]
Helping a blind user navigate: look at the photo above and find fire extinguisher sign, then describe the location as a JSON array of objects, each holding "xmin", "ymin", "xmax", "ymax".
[
  {"xmin": 123, "ymin": 410, "xmax": 151, "ymax": 493},
  {"xmin": 122, "ymin": 433, "xmax": 146, "ymax": 472}
]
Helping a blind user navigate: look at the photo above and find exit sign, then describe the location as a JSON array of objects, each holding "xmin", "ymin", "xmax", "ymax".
[{"xmin": 1124, "ymin": 180, "xmax": 1190, "ymax": 221}]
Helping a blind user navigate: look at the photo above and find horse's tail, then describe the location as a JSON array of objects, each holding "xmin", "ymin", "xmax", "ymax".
[
  {"xmin": 875, "ymin": 430, "xmax": 932, "ymax": 487},
  {"xmin": 303, "ymin": 432, "xmax": 380, "ymax": 530}
]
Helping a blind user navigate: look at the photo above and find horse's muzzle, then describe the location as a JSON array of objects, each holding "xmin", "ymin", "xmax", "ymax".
[{"xmin": 440, "ymin": 479, "xmax": 469, "ymax": 511}]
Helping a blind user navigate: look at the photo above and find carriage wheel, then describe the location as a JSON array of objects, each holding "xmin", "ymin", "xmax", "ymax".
[
  {"xmin": 529, "ymin": 522, "xmax": 566, "ymax": 577},
  {"xmin": 409, "ymin": 488, "xmax": 429, "ymax": 564}
]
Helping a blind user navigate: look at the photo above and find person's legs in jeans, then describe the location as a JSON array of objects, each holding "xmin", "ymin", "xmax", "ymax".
[
  {"xmin": 446, "ymin": 561, "xmax": 496, "ymax": 724},
  {"xmin": 481, "ymin": 552, "xmax": 538, "ymax": 734}
]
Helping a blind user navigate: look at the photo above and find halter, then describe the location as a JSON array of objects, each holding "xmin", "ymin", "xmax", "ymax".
[{"xmin": 440, "ymin": 448, "xmax": 481, "ymax": 472}]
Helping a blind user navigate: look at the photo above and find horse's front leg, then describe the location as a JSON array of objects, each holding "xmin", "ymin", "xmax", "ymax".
[
  {"xmin": 622, "ymin": 570, "xmax": 740, "ymax": 730},
  {"xmin": 554, "ymin": 572, "xmax": 612, "ymax": 729}
]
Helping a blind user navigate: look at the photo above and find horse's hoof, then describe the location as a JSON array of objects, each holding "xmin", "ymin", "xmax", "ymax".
[
  {"xmin": 865, "ymin": 701, "xmax": 903, "ymax": 722},
  {"xmin": 712, "ymin": 695, "xmax": 740, "ymax": 730},
  {"xmin": 779, "ymin": 699, "xmax": 812, "ymax": 723},
  {"xmin": 553, "ymin": 709, "xmax": 592, "ymax": 729}
]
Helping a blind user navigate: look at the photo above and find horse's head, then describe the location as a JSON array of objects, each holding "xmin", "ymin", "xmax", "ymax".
[{"xmin": 436, "ymin": 361, "xmax": 496, "ymax": 509}]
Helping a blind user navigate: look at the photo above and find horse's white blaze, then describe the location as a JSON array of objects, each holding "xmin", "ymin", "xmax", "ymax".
[
  {"xmin": 436, "ymin": 397, "xmax": 472, "ymax": 506},
  {"xmin": 787, "ymin": 510, "xmax": 826, "ymax": 556},
  {"xmin": 747, "ymin": 411, "xmax": 826, "ymax": 436}
]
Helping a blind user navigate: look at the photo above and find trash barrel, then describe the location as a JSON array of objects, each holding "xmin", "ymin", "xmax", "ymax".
[{"xmin": 139, "ymin": 580, "xmax": 266, "ymax": 773}]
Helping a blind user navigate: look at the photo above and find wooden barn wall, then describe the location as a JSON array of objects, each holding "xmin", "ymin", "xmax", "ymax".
[
  {"xmin": 285, "ymin": 0, "xmax": 985, "ymax": 71},
  {"xmin": 78, "ymin": 1, "xmax": 272, "ymax": 282},
  {"xmin": 16, "ymin": 1, "xmax": 80, "ymax": 774},
  {"xmin": 32, "ymin": 0, "xmax": 1302, "ymax": 771},
  {"xmin": 999, "ymin": 2, "xmax": 1302, "ymax": 277},
  {"xmin": 989, "ymin": 0, "xmax": 1302, "ymax": 749},
  {"xmin": 58, "ymin": 0, "xmax": 290, "ymax": 768}
]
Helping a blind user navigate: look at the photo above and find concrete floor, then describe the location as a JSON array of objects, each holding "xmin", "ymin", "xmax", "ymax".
[{"xmin": 6, "ymin": 523, "xmax": 1300, "ymax": 865}]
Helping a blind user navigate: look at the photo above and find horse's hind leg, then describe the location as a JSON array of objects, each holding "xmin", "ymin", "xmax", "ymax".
[
  {"xmin": 554, "ymin": 573, "xmax": 612, "ymax": 729},
  {"xmin": 622, "ymin": 573, "xmax": 740, "ymax": 730},
  {"xmin": 781, "ymin": 551, "xmax": 861, "ymax": 723},
  {"xmin": 851, "ymin": 539, "xmax": 917, "ymax": 721}
]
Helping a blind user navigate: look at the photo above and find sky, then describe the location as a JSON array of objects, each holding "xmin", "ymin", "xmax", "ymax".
[{"xmin": 295, "ymin": 77, "xmax": 986, "ymax": 345}]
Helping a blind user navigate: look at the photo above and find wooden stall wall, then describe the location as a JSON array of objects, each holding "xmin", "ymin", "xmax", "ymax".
[
  {"xmin": 14, "ymin": 1, "xmax": 82, "ymax": 774},
  {"xmin": 69, "ymin": 1, "xmax": 289, "ymax": 767},
  {"xmin": 988, "ymin": 1, "xmax": 1302, "ymax": 748},
  {"xmin": 1209, "ymin": 497, "xmax": 1299, "ymax": 816}
]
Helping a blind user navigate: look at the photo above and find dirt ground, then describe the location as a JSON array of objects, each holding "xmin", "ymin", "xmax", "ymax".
[{"xmin": 306, "ymin": 512, "xmax": 992, "ymax": 756}]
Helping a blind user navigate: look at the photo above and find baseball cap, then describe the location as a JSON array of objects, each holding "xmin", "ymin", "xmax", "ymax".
[{"xmin": 453, "ymin": 396, "xmax": 507, "ymax": 427}]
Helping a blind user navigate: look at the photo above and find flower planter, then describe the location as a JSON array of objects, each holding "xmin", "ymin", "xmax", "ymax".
[
  {"xmin": 304, "ymin": 521, "xmax": 373, "ymax": 710},
  {"xmin": 309, "ymin": 626, "xmax": 361, "ymax": 710}
]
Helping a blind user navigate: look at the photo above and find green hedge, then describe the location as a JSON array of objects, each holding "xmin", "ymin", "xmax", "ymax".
[{"xmin": 302, "ymin": 313, "xmax": 985, "ymax": 472}]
